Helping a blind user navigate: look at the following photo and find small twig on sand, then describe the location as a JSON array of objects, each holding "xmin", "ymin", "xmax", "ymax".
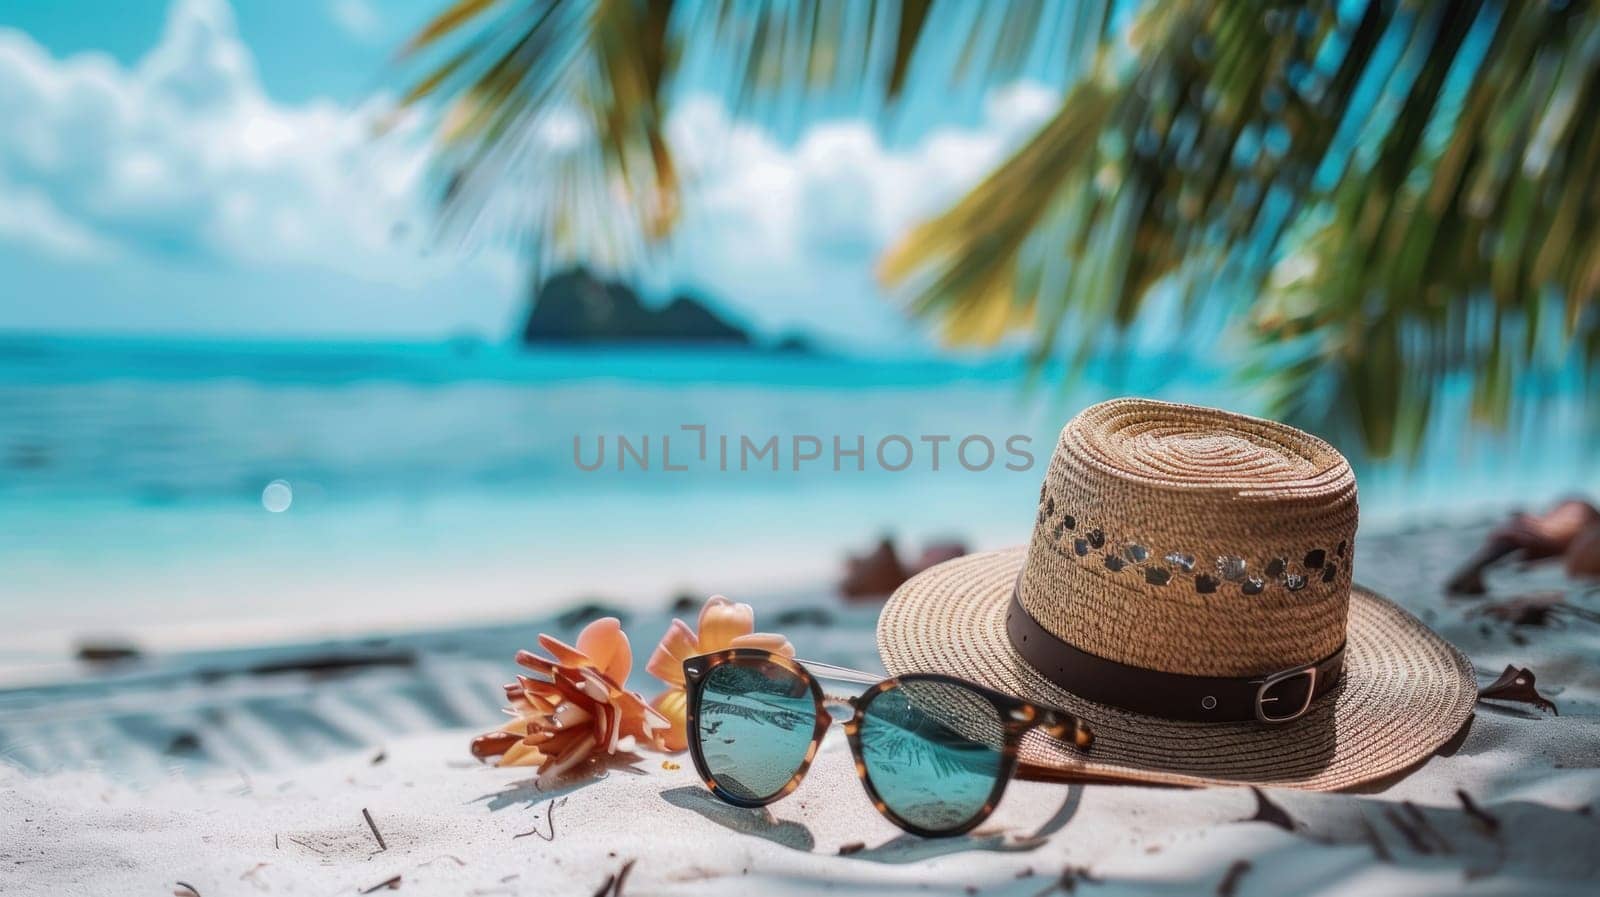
[
  {"xmin": 417, "ymin": 855, "xmax": 467, "ymax": 869},
  {"xmin": 286, "ymin": 836, "xmax": 327, "ymax": 856},
  {"xmin": 1402, "ymin": 802, "xmax": 1454, "ymax": 854},
  {"xmin": 512, "ymin": 797, "xmax": 566, "ymax": 841},
  {"xmin": 239, "ymin": 863, "xmax": 272, "ymax": 891},
  {"xmin": 360, "ymin": 874, "xmax": 402, "ymax": 893},
  {"xmin": 586, "ymin": 859, "xmax": 637, "ymax": 897},
  {"xmin": 1216, "ymin": 860, "xmax": 1251, "ymax": 897},
  {"xmin": 1031, "ymin": 866, "xmax": 1097, "ymax": 897},
  {"xmin": 174, "ymin": 882, "xmax": 201, "ymax": 897},
  {"xmin": 1382, "ymin": 808, "xmax": 1432, "ymax": 854},
  {"xmin": 614, "ymin": 859, "xmax": 637, "ymax": 896},
  {"xmin": 1457, "ymin": 789, "xmax": 1501, "ymax": 836},
  {"xmin": 1357, "ymin": 814, "xmax": 1392, "ymax": 862},
  {"xmin": 363, "ymin": 807, "xmax": 389, "ymax": 852}
]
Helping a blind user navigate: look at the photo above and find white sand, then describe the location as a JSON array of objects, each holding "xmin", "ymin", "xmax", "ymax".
[
  {"xmin": 4, "ymin": 517, "xmax": 1599, "ymax": 895},
  {"xmin": 2, "ymin": 708, "xmax": 1596, "ymax": 896}
]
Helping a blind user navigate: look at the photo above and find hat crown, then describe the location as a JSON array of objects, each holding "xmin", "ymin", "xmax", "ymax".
[{"xmin": 1020, "ymin": 398, "xmax": 1358, "ymax": 677}]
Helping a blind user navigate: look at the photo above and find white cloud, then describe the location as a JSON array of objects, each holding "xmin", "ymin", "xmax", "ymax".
[
  {"xmin": 0, "ymin": 173, "xmax": 120, "ymax": 260},
  {"xmin": 661, "ymin": 82, "xmax": 1056, "ymax": 347},
  {"xmin": 0, "ymin": 0, "xmax": 500, "ymax": 291},
  {"xmin": 669, "ymin": 82, "xmax": 1056, "ymax": 265},
  {"xmin": 0, "ymin": 0, "xmax": 1055, "ymax": 346},
  {"xmin": 329, "ymin": 0, "xmax": 383, "ymax": 43}
]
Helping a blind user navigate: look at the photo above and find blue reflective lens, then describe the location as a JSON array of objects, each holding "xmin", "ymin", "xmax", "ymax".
[
  {"xmin": 858, "ymin": 679, "xmax": 1005, "ymax": 832},
  {"xmin": 697, "ymin": 658, "xmax": 817, "ymax": 802}
]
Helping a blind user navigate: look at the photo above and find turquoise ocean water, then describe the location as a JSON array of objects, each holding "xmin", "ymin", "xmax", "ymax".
[{"xmin": 0, "ymin": 334, "xmax": 1592, "ymax": 671}]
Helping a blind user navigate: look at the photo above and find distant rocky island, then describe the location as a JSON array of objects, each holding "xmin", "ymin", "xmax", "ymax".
[{"xmin": 521, "ymin": 268, "xmax": 813, "ymax": 352}]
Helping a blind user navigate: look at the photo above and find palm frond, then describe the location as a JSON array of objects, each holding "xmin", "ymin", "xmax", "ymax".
[
  {"xmin": 1254, "ymin": 1, "xmax": 1600, "ymax": 455},
  {"xmin": 698, "ymin": 1, "xmax": 1110, "ymax": 128},
  {"xmin": 398, "ymin": 0, "xmax": 680, "ymax": 275},
  {"xmin": 401, "ymin": 0, "xmax": 1600, "ymax": 458},
  {"xmin": 884, "ymin": 0, "xmax": 1600, "ymax": 457},
  {"xmin": 400, "ymin": 1, "xmax": 1105, "ymax": 272},
  {"xmin": 885, "ymin": 2, "xmax": 1362, "ymax": 357},
  {"xmin": 402, "ymin": 0, "xmax": 504, "ymax": 55}
]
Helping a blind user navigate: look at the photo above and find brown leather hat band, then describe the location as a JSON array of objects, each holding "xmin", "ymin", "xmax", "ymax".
[{"xmin": 1006, "ymin": 586, "xmax": 1343, "ymax": 724}]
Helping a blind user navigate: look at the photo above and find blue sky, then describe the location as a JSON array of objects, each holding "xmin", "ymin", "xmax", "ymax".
[
  {"xmin": 0, "ymin": 0, "xmax": 435, "ymax": 104},
  {"xmin": 0, "ymin": 0, "xmax": 1060, "ymax": 351}
]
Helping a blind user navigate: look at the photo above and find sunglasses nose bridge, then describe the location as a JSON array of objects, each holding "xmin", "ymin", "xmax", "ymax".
[{"xmin": 822, "ymin": 695, "xmax": 857, "ymax": 724}]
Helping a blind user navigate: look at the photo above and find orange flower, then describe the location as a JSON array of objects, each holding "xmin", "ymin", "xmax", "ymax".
[
  {"xmin": 470, "ymin": 617, "xmax": 669, "ymax": 783},
  {"xmin": 646, "ymin": 595, "xmax": 794, "ymax": 751}
]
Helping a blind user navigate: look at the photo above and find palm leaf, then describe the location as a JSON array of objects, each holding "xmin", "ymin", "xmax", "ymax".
[
  {"xmin": 1254, "ymin": 1, "xmax": 1600, "ymax": 454},
  {"xmin": 885, "ymin": 0, "xmax": 1600, "ymax": 457},
  {"xmin": 401, "ymin": 0, "xmax": 1600, "ymax": 457},
  {"xmin": 400, "ymin": 1, "xmax": 1098, "ymax": 273},
  {"xmin": 401, "ymin": 0, "xmax": 505, "ymax": 56},
  {"xmin": 397, "ymin": 0, "xmax": 680, "ymax": 275}
]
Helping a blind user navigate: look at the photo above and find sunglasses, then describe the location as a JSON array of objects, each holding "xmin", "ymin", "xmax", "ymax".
[{"xmin": 681, "ymin": 648, "xmax": 1096, "ymax": 837}]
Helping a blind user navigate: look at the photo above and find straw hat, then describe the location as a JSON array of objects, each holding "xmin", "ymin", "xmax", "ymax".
[{"xmin": 878, "ymin": 398, "xmax": 1476, "ymax": 790}]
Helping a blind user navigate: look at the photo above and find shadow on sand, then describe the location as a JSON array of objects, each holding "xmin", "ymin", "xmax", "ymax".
[
  {"xmin": 657, "ymin": 784, "xmax": 1085, "ymax": 861},
  {"xmin": 470, "ymin": 754, "xmax": 650, "ymax": 812},
  {"xmin": 659, "ymin": 786, "xmax": 818, "ymax": 851}
]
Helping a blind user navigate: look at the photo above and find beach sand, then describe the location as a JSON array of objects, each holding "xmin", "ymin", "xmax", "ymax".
[
  {"xmin": 3, "ymin": 716, "xmax": 1596, "ymax": 897},
  {"xmin": 2, "ymin": 518, "xmax": 1598, "ymax": 895}
]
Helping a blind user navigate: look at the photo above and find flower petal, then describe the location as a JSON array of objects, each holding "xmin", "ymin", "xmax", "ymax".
[
  {"xmin": 613, "ymin": 690, "xmax": 667, "ymax": 739},
  {"xmin": 549, "ymin": 699, "xmax": 592, "ymax": 731},
  {"xmin": 514, "ymin": 649, "xmax": 557, "ymax": 676},
  {"xmin": 645, "ymin": 618, "xmax": 700, "ymax": 687},
  {"xmin": 536, "ymin": 633, "xmax": 592, "ymax": 669},
  {"xmin": 538, "ymin": 733, "xmax": 598, "ymax": 785},
  {"xmin": 576, "ymin": 617, "xmax": 632, "ymax": 683},
  {"xmin": 516, "ymin": 676, "xmax": 561, "ymax": 713},
  {"xmin": 590, "ymin": 700, "xmax": 613, "ymax": 749},
  {"xmin": 474, "ymin": 615, "xmax": 701, "ymax": 769},
  {"xmin": 729, "ymin": 632, "xmax": 795, "ymax": 657},
  {"xmin": 470, "ymin": 730, "xmax": 521, "ymax": 760},
  {"xmin": 498, "ymin": 739, "xmax": 545, "ymax": 767},
  {"xmin": 606, "ymin": 694, "xmax": 623, "ymax": 752},
  {"xmin": 697, "ymin": 595, "xmax": 755, "ymax": 652},
  {"xmin": 650, "ymin": 688, "xmax": 689, "ymax": 752}
]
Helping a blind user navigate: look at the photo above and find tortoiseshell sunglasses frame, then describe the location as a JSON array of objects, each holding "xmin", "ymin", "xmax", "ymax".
[{"xmin": 681, "ymin": 648, "xmax": 1095, "ymax": 838}]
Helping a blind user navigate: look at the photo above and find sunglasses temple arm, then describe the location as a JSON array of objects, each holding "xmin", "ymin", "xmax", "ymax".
[
  {"xmin": 1014, "ymin": 761, "xmax": 1190, "ymax": 788},
  {"xmin": 1034, "ymin": 703, "xmax": 1097, "ymax": 750},
  {"xmin": 793, "ymin": 658, "xmax": 882, "ymax": 686}
]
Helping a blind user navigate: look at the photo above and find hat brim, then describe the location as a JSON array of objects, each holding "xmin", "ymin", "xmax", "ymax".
[{"xmin": 877, "ymin": 548, "xmax": 1477, "ymax": 791}]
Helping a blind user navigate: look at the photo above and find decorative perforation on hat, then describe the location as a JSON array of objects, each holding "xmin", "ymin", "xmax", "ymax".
[{"xmin": 1034, "ymin": 506, "xmax": 1349, "ymax": 597}]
